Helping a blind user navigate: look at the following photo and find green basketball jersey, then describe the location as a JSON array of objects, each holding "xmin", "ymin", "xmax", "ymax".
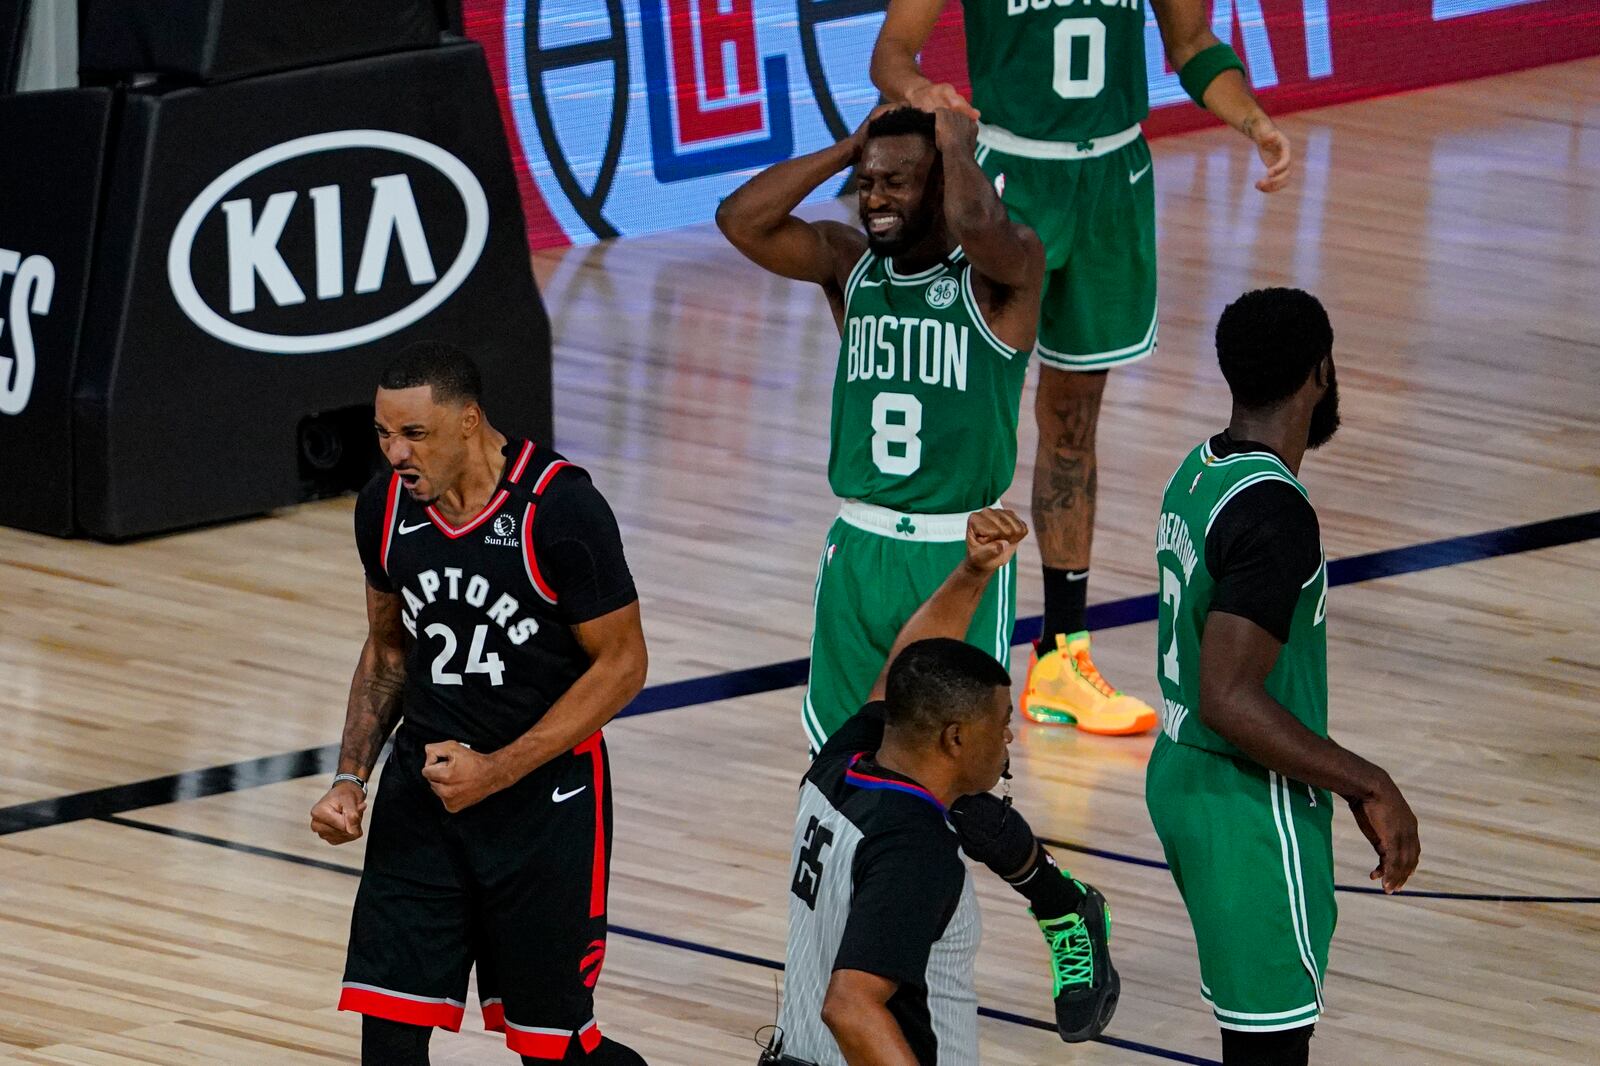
[
  {"xmin": 964, "ymin": 0, "xmax": 1150, "ymax": 144},
  {"xmin": 1154, "ymin": 440, "xmax": 1329, "ymax": 757},
  {"xmin": 828, "ymin": 247, "xmax": 1027, "ymax": 513}
]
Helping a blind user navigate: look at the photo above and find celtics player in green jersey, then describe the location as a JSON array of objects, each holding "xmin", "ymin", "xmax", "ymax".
[
  {"xmin": 873, "ymin": 0, "xmax": 1293, "ymax": 737},
  {"xmin": 718, "ymin": 105, "xmax": 1044, "ymax": 752},
  {"xmin": 1148, "ymin": 289, "xmax": 1420, "ymax": 1065},
  {"xmin": 718, "ymin": 110, "xmax": 1126, "ymax": 1044}
]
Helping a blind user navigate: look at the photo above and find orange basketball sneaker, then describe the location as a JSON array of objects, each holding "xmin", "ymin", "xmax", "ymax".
[{"xmin": 1022, "ymin": 632, "xmax": 1158, "ymax": 735}]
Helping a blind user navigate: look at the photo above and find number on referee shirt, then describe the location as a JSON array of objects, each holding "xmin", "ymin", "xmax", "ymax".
[{"xmin": 426, "ymin": 623, "xmax": 506, "ymax": 687}]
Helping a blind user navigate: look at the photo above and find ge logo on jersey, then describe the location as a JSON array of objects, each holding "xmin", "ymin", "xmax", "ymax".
[
  {"xmin": 925, "ymin": 277, "xmax": 958, "ymax": 310},
  {"xmin": 485, "ymin": 513, "xmax": 519, "ymax": 547}
]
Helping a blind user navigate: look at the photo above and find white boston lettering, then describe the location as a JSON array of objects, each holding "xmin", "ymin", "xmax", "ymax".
[{"xmin": 847, "ymin": 315, "xmax": 970, "ymax": 394}]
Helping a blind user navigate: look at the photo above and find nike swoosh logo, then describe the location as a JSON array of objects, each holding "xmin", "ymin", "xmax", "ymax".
[
  {"xmin": 859, "ymin": 277, "xmax": 883, "ymax": 287},
  {"xmin": 398, "ymin": 520, "xmax": 429, "ymax": 535},
  {"xmin": 552, "ymin": 785, "xmax": 588, "ymax": 803},
  {"xmin": 1128, "ymin": 163, "xmax": 1151, "ymax": 184}
]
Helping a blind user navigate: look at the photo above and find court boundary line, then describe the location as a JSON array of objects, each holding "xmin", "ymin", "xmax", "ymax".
[
  {"xmin": 96, "ymin": 814, "xmax": 1223, "ymax": 1066},
  {"xmin": 0, "ymin": 508, "xmax": 1592, "ymax": 903},
  {"xmin": 1036, "ymin": 837, "xmax": 1600, "ymax": 905}
]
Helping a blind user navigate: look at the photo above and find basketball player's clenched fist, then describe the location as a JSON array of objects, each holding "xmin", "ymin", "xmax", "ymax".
[
  {"xmin": 310, "ymin": 781, "xmax": 367, "ymax": 845},
  {"xmin": 964, "ymin": 508, "xmax": 1027, "ymax": 574}
]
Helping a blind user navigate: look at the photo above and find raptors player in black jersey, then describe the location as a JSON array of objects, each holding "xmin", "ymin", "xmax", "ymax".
[{"xmin": 308, "ymin": 342, "xmax": 649, "ymax": 1066}]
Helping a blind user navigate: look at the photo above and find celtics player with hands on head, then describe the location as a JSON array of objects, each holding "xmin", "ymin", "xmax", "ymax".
[
  {"xmin": 722, "ymin": 109, "xmax": 1124, "ymax": 1045},
  {"xmin": 717, "ymin": 104, "xmax": 1043, "ymax": 754},
  {"xmin": 1147, "ymin": 289, "xmax": 1419, "ymax": 1065},
  {"xmin": 873, "ymin": 0, "xmax": 1292, "ymax": 736}
]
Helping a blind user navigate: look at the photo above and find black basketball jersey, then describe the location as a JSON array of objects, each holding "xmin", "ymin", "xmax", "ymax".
[{"xmin": 354, "ymin": 439, "xmax": 637, "ymax": 750}]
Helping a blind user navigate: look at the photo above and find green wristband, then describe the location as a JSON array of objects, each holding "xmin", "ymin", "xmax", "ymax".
[{"xmin": 1179, "ymin": 43, "xmax": 1246, "ymax": 109}]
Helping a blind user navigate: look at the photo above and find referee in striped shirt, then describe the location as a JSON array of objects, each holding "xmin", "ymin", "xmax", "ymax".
[{"xmin": 774, "ymin": 509, "xmax": 1118, "ymax": 1065}]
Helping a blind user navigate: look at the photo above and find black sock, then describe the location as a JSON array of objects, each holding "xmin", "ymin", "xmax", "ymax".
[
  {"xmin": 1042, "ymin": 567, "xmax": 1090, "ymax": 642},
  {"xmin": 1006, "ymin": 848, "xmax": 1084, "ymax": 920},
  {"xmin": 1221, "ymin": 1024, "xmax": 1313, "ymax": 1066},
  {"xmin": 362, "ymin": 1015, "xmax": 432, "ymax": 1066}
]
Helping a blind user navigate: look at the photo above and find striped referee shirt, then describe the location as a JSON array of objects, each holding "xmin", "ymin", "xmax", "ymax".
[{"xmin": 778, "ymin": 703, "xmax": 980, "ymax": 1066}]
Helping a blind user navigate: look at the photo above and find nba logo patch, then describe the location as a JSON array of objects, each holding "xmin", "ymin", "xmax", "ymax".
[
  {"xmin": 994, "ymin": 172, "xmax": 1006, "ymax": 198},
  {"xmin": 826, "ymin": 544, "xmax": 838, "ymax": 566},
  {"xmin": 925, "ymin": 277, "xmax": 958, "ymax": 309}
]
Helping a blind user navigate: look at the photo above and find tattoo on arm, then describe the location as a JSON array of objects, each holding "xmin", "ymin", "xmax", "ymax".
[
  {"xmin": 339, "ymin": 656, "xmax": 406, "ymax": 776},
  {"xmin": 338, "ymin": 588, "xmax": 408, "ymax": 777}
]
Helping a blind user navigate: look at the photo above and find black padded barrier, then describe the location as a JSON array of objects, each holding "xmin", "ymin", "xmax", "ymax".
[
  {"xmin": 72, "ymin": 41, "xmax": 552, "ymax": 539},
  {"xmin": 0, "ymin": 87, "xmax": 115, "ymax": 535},
  {"xmin": 81, "ymin": 0, "xmax": 441, "ymax": 84}
]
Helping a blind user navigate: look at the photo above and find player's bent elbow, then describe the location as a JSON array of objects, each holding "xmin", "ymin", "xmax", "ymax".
[{"xmin": 820, "ymin": 981, "xmax": 858, "ymax": 1038}]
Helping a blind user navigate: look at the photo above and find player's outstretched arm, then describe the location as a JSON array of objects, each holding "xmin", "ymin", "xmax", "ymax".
[
  {"xmin": 715, "ymin": 128, "xmax": 869, "ymax": 287},
  {"xmin": 870, "ymin": 0, "xmax": 976, "ymax": 119},
  {"xmin": 1150, "ymin": 0, "xmax": 1291, "ymax": 192},
  {"xmin": 310, "ymin": 583, "xmax": 408, "ymax": 845},
  {"xmin": 1200, "ymin": 611, "xmax": 1421, "ymax": 892},
  {"xmin": 867, "ymin": 509, "xmax": 1027, "ymax": 702},
  {"xmin": 934, "ymin": 109, "xmax": 1044, "ymax": 292},
  {"xmin": 422, "ymin": 601, "xmax": 647, "ymax": 813}
]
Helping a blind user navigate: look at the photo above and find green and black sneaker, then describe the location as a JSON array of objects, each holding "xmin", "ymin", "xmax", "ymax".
[{"xmin": 1032, "ymin": 880, "xmax": 1120, "ymax": 1042}]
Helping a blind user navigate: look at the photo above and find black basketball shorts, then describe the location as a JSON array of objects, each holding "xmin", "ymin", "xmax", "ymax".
[{"xmin": 339, "ymin": 726, "xmax": 614, "ymax": 1059}]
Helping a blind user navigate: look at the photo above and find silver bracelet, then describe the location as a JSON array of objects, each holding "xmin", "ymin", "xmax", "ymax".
[{"xmin": 332, "ymin": 772, "xmax": 368, "ymax": 794}]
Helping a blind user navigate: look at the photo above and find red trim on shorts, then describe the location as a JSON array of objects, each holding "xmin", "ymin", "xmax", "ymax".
[
  {"xmin": 576, "ymin": 732, "xmax": 607, "ymax": 918},
  {"xmin": 521, "ymin": 501, "xmax": 558, "ymax": 604},
  {"xmin": 338, "ymin": 984, "xmax": 464, "ymax": 1031},
  {"xmin": 481, "ymin": 999, "xmax": 505, "ymax": 1032},
  {"xmin": 507, "ymin": 440, "xmax": 536, "ymax": 484},
  {"xmin": 379, "ymin": 473, "xmax": 402, "ymax": 574},
  {"xmin": 504, "ymin": 1024, "xmax": 572, "ymax": 1059},
  {"xmin": 579, "ymin": 1018, "xmax": 603, "ymax": 1053}
]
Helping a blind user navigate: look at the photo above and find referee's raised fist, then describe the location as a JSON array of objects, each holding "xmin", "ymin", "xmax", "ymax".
[{"xmin": 964, "ymin": 508, "xmax": 1027, "ymax": 573}]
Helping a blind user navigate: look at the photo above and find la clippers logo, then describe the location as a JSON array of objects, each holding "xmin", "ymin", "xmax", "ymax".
[
  {"xmin": 501, "ymin": 0, "xmax": 882, "ymax": 242},
  {"xmin": 638, "ymin": 0, "xmax": 793, "ymax": 181},
  {"xmin": 167, "ymin": 130, "xmax": 489, "ymax": 354}
]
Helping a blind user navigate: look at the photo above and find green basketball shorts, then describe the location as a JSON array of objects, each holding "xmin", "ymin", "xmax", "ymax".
[
  {"xmin": 975, "ymin": 124, "xmax": 1157, "ymax": 371},
  {"xmin": 1145, "ymin": 736, "xmax": 1337, "ymax": 1033},
  {"xmin": 802, "ymin": 500, "xmax": 1017, "ymax": 750}
]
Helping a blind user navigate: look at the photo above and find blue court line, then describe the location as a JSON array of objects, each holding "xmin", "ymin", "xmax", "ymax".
[
  {"xmin": 1037, "ymin": 838, "xmax": 1600, "ymax": 905},
  {"xmin": 624, "ymin": 508, "xmax": 1600, "ymax": 714},
  {"xmin": 2, "ymin": 509, "xmax": 1595, "ymax": 844},
  {"xmin": 99, "ymin": 815, "xmax": 1220, "ymax": 1065}
]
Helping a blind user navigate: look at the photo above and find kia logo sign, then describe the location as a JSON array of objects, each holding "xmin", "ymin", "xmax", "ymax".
[{"xmin": 167, "ymin": 130, "xmax": 489, "ymax": 354}]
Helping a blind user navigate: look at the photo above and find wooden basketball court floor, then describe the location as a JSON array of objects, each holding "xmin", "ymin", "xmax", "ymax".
[{"xmin": 2, "ymin": 59, "xmax": 1598, "ymax": 1066}]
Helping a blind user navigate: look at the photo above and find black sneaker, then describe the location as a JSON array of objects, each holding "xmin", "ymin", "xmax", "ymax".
[{"xmin": 1032, "ymin": 879, "xmax": 1120, "ymax": 1042}]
